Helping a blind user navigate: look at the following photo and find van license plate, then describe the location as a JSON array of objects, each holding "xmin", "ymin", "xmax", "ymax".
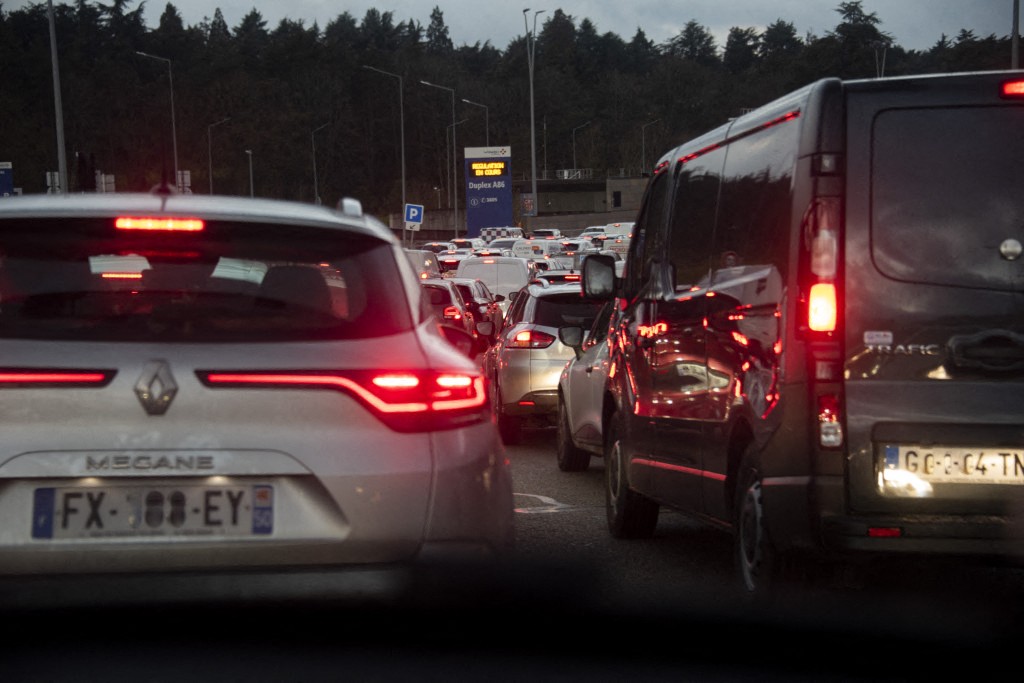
[
  {"xmin": 884, "ymin": 445, "xmax": 1024, "ymax": 484},
  {"xmin": 31, "ymin": 484, "xmax": 274, "ymax": 539}
]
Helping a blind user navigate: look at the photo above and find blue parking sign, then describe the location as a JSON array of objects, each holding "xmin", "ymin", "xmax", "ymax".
[{"xmin": 404, "ymin": 204, "xmax": 424, "ymax": 223}]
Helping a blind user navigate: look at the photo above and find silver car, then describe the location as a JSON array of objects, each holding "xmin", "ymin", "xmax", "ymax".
[
  {"xmin": 556, "ymin": 300, "xmax": 615, "ymax": 471},
  {"xmin": 484, "ymin": 281, "xmax": 605, "ymax": 445},
  {"xmin": 0, "ymin": 190, "xmax": 514, "ymax": 576}
]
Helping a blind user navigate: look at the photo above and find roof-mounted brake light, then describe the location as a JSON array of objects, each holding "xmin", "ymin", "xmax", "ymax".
[{"xmin": 115, "ymin": 217, "xmax": 204, "ymax": 232}]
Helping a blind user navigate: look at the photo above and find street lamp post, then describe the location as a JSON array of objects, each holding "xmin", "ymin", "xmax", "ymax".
[
  {"xmin": 363, "ymin": 66, "xmax": 406, "ymax": 244},
  {"xmin": 46, "ymin": 0, "xmax": 68, "ymax": 194},
  {"xmin": 245, "ymin": 149, "xmax": 253, "ymax": 197},
  {"xmin": 641, "ymin": 118, "xmax": 661, "ymax": 174},
  {"xmin": 461, "ymin": 98, "xmax": 489, "ymax": 146},
  {"xmin": 572, "ymin": 120, "xmax": 590, "ymax": 172},
  {"xmin": 523, "ymin": 9, "xmax": 545, "ymax": 222},
  {"xmin": 207, "ymin": 117, "xmax": 230, "ymax": 195},
  {"xmin": 311, "ymin": 122, "xmax": 329, "ymax": 205},
  {"xmin": 446, "ymin": 119, "xmax": 468, "ymax": 239},
  {"xmin": 433, "ymin": 186, "xmax": 442, "ymax": 209},
  {"xmin": 136, "ymin": 51, "xmax": 178, "ymax": 191},
  {"xmin": 421, "ymin": 79, "xmax": 459, "ymax": 237}
]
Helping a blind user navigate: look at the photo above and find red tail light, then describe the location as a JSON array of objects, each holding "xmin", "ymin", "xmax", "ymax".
[
  {"xmin": 1001, "ymin": 79, "xmax": 1024, "ymax": 97},
  {"xmin": 802, "ymin": 196, "xmax": 841, "ymax": 335},
  {"xmin": 0, "ymin": 369, "xmax": 115, "ymax": 387},
  {"xmin": 443, "ymin": 305, "xmax": 462, "ymax": 320},
  {"xmin": 508, "ymin": 329, "xmax": 556, "ymax": 349},
  {"xmin": 808, "ymin": 283, "xmax": 837, "ymax": 332},
  {"xmin": 196, "ymin": 369, "xmax": 487, "ymax": 432}
]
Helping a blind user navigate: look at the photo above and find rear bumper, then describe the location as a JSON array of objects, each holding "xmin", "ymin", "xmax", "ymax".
[
  {"xmin": 820, "ymin": 513, "xmax": 1024, "ymax": 559},
  {"xmin": 502, "ymin": 390, "xmax": 558, "ymax": 419},
  {"xmin": 762, "ymin": 474, "xmax": 1024, "ymax": 561}
]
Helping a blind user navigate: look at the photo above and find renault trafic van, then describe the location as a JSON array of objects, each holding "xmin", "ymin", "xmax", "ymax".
[{"xmin": 580, "ymin": 71, "xmax": 1024, "ymax": 596}]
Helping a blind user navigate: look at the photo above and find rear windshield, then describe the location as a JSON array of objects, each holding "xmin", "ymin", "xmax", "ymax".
[
  {"xmin": 0, "ymin": 218, "xmax": 411, "ymax": 341},
  {"xmin": 872, "ymin": 105, "xmax": 1024, "ymax": 291},
  {"xmin": 532, "ymin": 292, "xmax": 604, "ymax": 328}
]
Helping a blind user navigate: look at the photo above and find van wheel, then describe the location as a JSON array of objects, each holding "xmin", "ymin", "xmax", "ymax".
[
  {"xmin": 605, "ymin": 411, "xmax": 658, "ymax": 538},
  {"xmin": 734, "ymin": 448, "xmax": 805, "ymax": 597},
  {"xmin": 556, "ymin": 397, "xmax": 590, "ymax": 472}
]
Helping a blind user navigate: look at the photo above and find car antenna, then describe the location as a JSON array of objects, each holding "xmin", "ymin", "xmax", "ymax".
[{"xmin": 151, "ymin": 149, "xmax": 177, "ymax": 196}]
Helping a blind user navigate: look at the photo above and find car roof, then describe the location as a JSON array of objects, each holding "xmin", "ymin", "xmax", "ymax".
[
  {"xmin": 524, "ymin": 281, "xmax": 582, "ymax": 296},
  {"xmin": 0, "ymin": 192, "xmax": 391, "ymax": 241}
]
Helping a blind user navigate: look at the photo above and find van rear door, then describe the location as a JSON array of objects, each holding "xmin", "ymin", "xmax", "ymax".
[{"xmin": 842, "ymin": 72, "xmax": 1024, "ymax": 517}]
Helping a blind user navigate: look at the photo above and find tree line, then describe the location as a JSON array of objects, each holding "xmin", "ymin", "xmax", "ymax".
[{"xmin": 0, "ymin": 0, "xmax": 1014, "ymax": 218}]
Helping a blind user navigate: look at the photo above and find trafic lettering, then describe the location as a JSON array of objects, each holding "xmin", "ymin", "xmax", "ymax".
[{"xmin": 865, "ymin": 344, "xmax": 941, "ymax": 355}]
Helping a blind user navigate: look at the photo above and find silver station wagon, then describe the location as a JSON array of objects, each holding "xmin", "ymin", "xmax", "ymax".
[{"xmin": 0, "ymin": 190, "xmax": 514, "ymax": 576}]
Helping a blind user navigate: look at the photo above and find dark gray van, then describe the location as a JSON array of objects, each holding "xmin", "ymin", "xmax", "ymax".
[{"xmin": 581, "ymin": 70, "xmax": 1024, "ymax": 596}]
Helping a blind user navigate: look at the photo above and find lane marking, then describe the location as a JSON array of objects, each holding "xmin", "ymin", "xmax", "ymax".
[{"xmin": 513, "ymin": 492, "xmax": 573, "ymax": 514}]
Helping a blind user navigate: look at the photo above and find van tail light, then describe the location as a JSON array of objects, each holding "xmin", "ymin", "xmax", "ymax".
[
  {"xmin": 808, "ymin": 283, "xmax": 837, "ymax": 332},
  {"xmin": 196, "ymin": 369, "xmax": 488, "ymax": 433},
  {"xmin": 508, "ymin": 329, "xmax": 556, "ymax": 349},
  {"xmin": 801, "ymin": 196, "xmax": 841, "ymax": 335},
  {"xmin": 443, "ymin": 305, "xmax": 462, "ymax": 320},
  {"xmin": 817, "ymin": 394, "xmax": 844, "ymax": 448}
]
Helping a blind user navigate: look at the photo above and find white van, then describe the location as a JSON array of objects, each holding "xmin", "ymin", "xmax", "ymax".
[
  {"xmin": 455, "ymin": 255, "xmax": 537, "ymax": 314},
  {"xmin": 511, "ymin": 238, "xmax": 564, "ymax": 261}
]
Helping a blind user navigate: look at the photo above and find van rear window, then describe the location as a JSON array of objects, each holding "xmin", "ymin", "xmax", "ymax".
[{"xmin": 872, "ymin": 106, "xmax": 1024, "ymax": 291}]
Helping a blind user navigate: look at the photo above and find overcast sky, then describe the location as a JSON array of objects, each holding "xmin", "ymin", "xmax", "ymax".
[{"xmin": 7, "ymin": 0, "xmax": 1019, "ymax": 52}]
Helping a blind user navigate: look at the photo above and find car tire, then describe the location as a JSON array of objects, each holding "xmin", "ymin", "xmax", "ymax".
[
  {"xmin": 605, "ymin": 411, "xmax": 658, "ymax": 538},
  {"xmin": 556, "ymin": 396, "xmax": 590, "ymax": 472},
  {"xmin": 495, "ymin": 386, "xmax": 522, "ymax": 445}
]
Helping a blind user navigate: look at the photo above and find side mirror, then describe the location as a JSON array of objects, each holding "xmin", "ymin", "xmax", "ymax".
[
  {"xmin": 559, "ymin": 326, "xmax": 585, "ymax": 360},
  {"xmin": 494, "ymin": 294, "xmax": 506, "ymax": 302},
  {"xmin": 439, "ymin": 325, "xmax": 476, "ymax": 358},
  {"xmin": 476, "ymin": 320, "xmax": 494, "ymax": 339},
  {"xmin": 581, "ymin": 254, "xmax": 616, "ymax": 300}
]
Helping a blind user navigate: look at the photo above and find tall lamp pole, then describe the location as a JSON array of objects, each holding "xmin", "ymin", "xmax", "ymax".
[
  {"xmin": 136, "ymin": 51, "xmax": 178, "ymax": 191},
  {"xmin": 461, "ymin": 98, "xmax": 489, "ymax": 146},
  {"xmin": 46, "ymin": 0, "xmax": 68, "ymax": 194},
  {"xmin": 571, "ymin": 120, "xmax": 590, "ymax": 172},
  {"xmin": 446, "ymin": 119, "xmax": 468, "ymax": 238},
  {"xmin": 1013, "ymin": 0, "xmax": 1020, "ymax": 69},
  {"xmin": 363, "ymin": 66, "xmax": 406, "ymax": 245},
  {"xmin": 421, "ymin": 79, "xmax": 459, "ymax": 237},
  {"xmin": 523, "ymin": 9, "xmax": 545, "ymax": 223},
  {"xmin": 641, "ymin": 118, "xmax": 661, "ymax": 174},
  {"xmin": 207, "ymin": 117, "xmax": 230, "ymax": 194},
  {"xmin": 311, "ymin": 122, "xmax": 329, "ymax": 205}
]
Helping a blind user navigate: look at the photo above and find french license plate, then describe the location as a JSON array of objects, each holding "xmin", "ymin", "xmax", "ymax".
[
  {"xmin": 884, "ymin": 445, "xmax": 1024, "ymax": 484},
  {"xmin": 31, "ymin": 484, "xmax": 274, "ymax": 539}
]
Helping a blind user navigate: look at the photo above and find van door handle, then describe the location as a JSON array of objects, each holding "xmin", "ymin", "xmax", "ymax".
[{"xmin": 949, "ymin": 329, "xmax": 1024, "ymax": 372}]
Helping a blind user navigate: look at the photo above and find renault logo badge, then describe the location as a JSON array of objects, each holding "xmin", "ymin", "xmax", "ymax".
[{"xmin": 134, "ymin": 360, "xmax": 178, "ymax": 416}]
